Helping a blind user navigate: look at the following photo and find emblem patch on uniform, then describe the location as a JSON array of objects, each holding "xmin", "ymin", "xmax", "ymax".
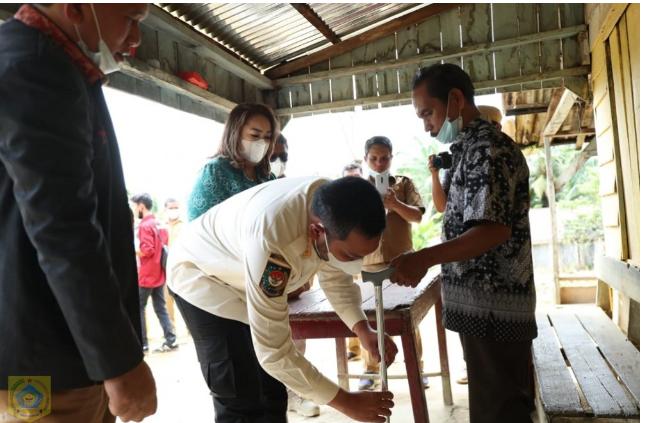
[
  {"xmin": 260, "ymin": 261, "xmax": 290, "ymax": 298},
  {"xmin": 8, "ymin": 376, "xmax": 51, "ymax": 422}
]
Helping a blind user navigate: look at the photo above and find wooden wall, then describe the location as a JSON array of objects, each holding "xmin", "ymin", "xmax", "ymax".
[
  {"xmin": 588, "ymin": 3, "xmax": 639, "ymax": 345},
  {"xmin": 274, "ymin": 4, "xmax": 588, "ymax": 117}
]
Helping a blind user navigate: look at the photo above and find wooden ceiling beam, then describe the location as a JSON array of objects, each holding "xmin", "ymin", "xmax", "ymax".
[
  {"xmin": 291, "ymin": 3, "xmax": 341, "ymax": 45},
  {"xmin": 265, "ymin": 3, "xmax": 460, "ymax": 79},
  {"xmin": 541, "ymin": 88, "xmax": 579, "ymax": 145}
]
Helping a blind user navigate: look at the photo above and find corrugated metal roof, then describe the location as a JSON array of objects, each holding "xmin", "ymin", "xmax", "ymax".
[{"xmin": 158, "ymin": 3, "xmax": 419, "ymax": 70}]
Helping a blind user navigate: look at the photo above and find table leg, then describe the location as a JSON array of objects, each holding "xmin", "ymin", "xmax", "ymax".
[
  {"xmin": 401, "ymin": 317, "xmax": 429, "ymax": 423},
  {"xmin": 434, "ymin": 286, "xmax": 453, "ymax": 406},
  {"xmin": 335, "ymin": 337, "xmax": 349, "ymax": 390}
]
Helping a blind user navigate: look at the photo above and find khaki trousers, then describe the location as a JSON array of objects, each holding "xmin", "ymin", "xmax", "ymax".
[{"xmin": 0, "ymin": 385, "xmax": 114, "ymax": 423}]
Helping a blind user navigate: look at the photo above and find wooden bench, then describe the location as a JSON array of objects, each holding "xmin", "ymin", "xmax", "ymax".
[
  {"xmin": 533, "ymin": 306, "xmax": 640, "ymax": 422},
  {"xmin": 289, "ymin": 271, "xmax": 452, "ymax": 423}
]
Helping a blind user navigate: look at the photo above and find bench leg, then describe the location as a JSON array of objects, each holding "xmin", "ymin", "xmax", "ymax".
[
  {"xmin": 434, "ymin": 286, "xmax": 453, "ymax": 406},
  {"xmin": 402, "ymin": 318, "xmax": 430, "ymax": 423},
  {"xmin": 335, "ymin": 337, "xmax": 349, "ymax": 390}
]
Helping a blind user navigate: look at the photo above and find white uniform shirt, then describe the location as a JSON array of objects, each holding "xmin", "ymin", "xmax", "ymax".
[{"xmin": 168, "ymin": 176, "xmax": 367, "ymax": 405}]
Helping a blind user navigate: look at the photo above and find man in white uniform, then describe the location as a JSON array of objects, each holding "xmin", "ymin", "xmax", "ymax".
[{"xmin": 168, "ymin": 176, "xmax": 397, "ymax": 423}]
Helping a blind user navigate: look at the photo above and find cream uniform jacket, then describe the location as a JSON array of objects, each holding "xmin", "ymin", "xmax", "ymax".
[{"xmin": 167, "ymin": 176, "xmax": 367, "ymax": 405}]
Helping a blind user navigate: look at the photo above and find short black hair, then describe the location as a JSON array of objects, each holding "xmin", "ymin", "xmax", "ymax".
[
  {"xmin": 164, "ymin": 198, "xmax": 178, "ymax": 208},
  {"xmin": 311, "ymin": 177, "xmax": 386, "ymax": 240},
  {"xmin": 276, "ymin": 133, "xmax": 288, "ymax": 147},
  {"xmin": 342, "ymin": 162, "xmax": 362, "ymax": 174},
  {"xmin": 412, "ymin": 63, "xmax": 475, "ymax": 104},
  {"xmin": 365, "ymin": 136, "xmax": 393, "ymax": 156},
  {"xmin": 131, "ymin": 193, "xmax": 153, "ymax": 210}
]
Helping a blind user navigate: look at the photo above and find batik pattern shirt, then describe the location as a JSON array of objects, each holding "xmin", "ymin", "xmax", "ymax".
[{"xmin": 441, "ymin": 118, "xmax": 537, "ymax": 342}]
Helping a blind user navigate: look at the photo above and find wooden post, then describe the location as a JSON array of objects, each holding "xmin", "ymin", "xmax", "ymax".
[{"xmin": 544, "ymin": 136, "xmax": 561, "ymax": 304}]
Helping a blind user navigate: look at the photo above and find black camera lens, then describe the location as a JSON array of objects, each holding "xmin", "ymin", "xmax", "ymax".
[{"xmin": 431, "ymin": 152, "xmax": 452, "ymax": 169}]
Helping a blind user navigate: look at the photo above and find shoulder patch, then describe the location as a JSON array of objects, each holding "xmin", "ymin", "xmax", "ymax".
[{"xmin": 259, "ymin": 261, "xmax": 291, "ymax": 298}]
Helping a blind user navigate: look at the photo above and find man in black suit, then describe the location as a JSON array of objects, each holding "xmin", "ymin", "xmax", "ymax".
[{"xmin": 0, "ymin": 4, "xmax": 156, "ymax": 422}]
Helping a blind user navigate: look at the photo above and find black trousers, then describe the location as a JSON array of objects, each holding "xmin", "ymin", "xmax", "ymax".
[
  {"xmin": 139, "ymin": 285, "xmax": 176, "ymax": 348},
  {"xmin": 460, "ymin": 333, "xmax": 534, "ymax": 423},
  {"xmin": 173, "ymin": 293, "xmax": 287, "ymax": 423}
]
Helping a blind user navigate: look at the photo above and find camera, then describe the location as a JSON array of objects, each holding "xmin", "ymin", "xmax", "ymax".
[{"xmin": 430, "ymin": 152, "xmax": 452, "ymax": 170}]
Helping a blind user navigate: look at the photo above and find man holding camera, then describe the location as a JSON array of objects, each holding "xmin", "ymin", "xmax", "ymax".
[{"xmin": 391, "ymin": 63, "xmax": 536, "ymax": 423}]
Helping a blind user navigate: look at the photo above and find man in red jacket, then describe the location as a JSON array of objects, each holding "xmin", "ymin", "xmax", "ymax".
[{"xmin": 132, "ymin": 193, "xmax": 177, "ymax": 352}]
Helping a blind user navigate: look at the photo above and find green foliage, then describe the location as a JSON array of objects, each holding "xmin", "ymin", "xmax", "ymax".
[
  {"xmin": 562, "ymin": 208, "xmax": 604, "ymax": 244},
  {"xmin": 396, "ymin": 137, "xmax": 444, "ymax": 250}
]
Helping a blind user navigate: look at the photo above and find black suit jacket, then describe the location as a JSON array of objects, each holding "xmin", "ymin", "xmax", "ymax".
[{"xmin": 0, "ymin": 18, "xmax": 143, "ymax": 389}]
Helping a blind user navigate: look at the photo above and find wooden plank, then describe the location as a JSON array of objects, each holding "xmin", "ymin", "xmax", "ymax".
[
  {"xmin": 374, "ymin": 34, "xmax": 399, "ymax": 101},
  {"xmin": 588, "ymin": 3, "xmax": 628, "ymax": 52},
  {"xmin": 276, "ymin": 66, "xmax": 590, "ymax": 116},
  {"xmin": 544, "ymin": 89, "xmax": 579, "ymax": 137},
  {"xmin": 600, "ymin": 193, "xmax": 621, "ymax": 228},
  {"xmin": 118, "ymin": 57, "xmax": 236, "ymax": 113},
  {"xmin": 598, "ymin": 162, "xmax": 617, "ymax": 196},
  {"xmin": 493, "ymin": 4, "xmax": 521, "ymax": 93},
  {"xmin": 540, "ymin": 4, "xmax": 562, "ymax": 88},
  {"xmin": 310, "ymin": 59, "xmax": 331, "ymax": 105},
  {"xmin": 575, "ymin": 307, "xmax": 639, "ymax": 404},
  {"xmin": 289, "ymin": 68, "xmax": 311, "ymax": 108},
  {"xmin": 291, "ymin": 3, "xmax": 341, "ymax": 44},
  {"xmin": 544, "ymin": 137, "xmax": 560, "ymax": 303},
  {"xmin": 560, "ymin": 4, "xmax": 584, "ymax": 69},
  {"xmin": 625, "ymin": 5, "xmax": 640, "ymax": 154},
  {"xmin": 595, "ymin": 256, "xmax": 640, "ymax": 303},
  {"xmin": 439, "ymin": 6, "xmax": 462, "ymax": 68},
  {"xmin": 351, "ymin": 43, "xmax": 378, "ymax": 110},
  {"xmin": 532, "ymin": 313, "xmax": 585, "ymax": 417},
  {"xmin": 136, "ymin": 24, "xmax": 159, "ymax": 64},
  {"xmin": 518, "ymin": 4, "xmax": 543, "ymax": 91},
  {"xmin": 416, "ymin": 14, "xmax": 441, "ymax": 55},
  {"xmin": 397, "ymin": 24, "xmax": 420, "ymax": 94},
  {"xmin": 274, "ymin": 25, "xmax": 587, "ymax": 87},
  {"xmin": 603, "ymin": 226, "xmax": 623, "ymax": 261},
  {"xmin": 460, "ymin": 4, "xmax": 492, "ymax": 83},
  {"xmin": 329, "ymin": 51, "xmax": 354, "ymax": 112},
  {"xmin": 156, "ymin": 29, "xmax": 179, "ymax": 75},
  {"xmin": 227, "ymin": 74, "xmax": 244, "ymax": 104},
  {"xmin": 145, "ymin": 6, "xmax": 272, "ymax": 89},
  {"xmin": 616, "ymin": 17, "xmax": 640, "ymax": 265},
  {"xmin": 265, "ymin": 4, "xmax": 460, "ymax": 78},
  {"xmin": 609, "ymin": 28, "xmax": 640, "ymax": 264},
  {"xmin": 549, "ymin": 311, "xmax": 639, "ymax": 417}
]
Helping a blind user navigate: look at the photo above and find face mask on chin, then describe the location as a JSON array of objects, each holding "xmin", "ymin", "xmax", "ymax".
[
  {"xmin": 74, "ymin": 4, "xmax": 121, "ymax": 74},
  {"xmin": 436, "ymin": 93, "xmax": 463, "ymax": 144},
  {"xmin": 315, "ymin": 228, "xmax": 363, "ymax": 276}
]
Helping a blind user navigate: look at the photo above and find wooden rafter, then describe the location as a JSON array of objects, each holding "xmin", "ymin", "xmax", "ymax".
[
  {"xmin": 273, "ymin": 25, "xmax": 587, "ymax": 87},
  {"xmin": 291, "ymin": 3, "xmax": 341, "ymax": 45},
  {"xmin": 265, "ymin": 3, "xmax": 460, "ymax": 79},
  {"xmin": 541, "ymin": 88, "xmax": 579, "ymax": 145}
]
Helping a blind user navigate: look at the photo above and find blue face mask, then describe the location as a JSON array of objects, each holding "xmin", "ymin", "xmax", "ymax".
[{"xmin": 436, "ymin": 94, "xmax": 463, "ymax": 144}]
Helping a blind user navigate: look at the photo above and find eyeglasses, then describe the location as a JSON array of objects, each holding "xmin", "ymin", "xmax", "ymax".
[{"xmin": 270, "ymin": 152, "xmax": 288, "ymax": 162}]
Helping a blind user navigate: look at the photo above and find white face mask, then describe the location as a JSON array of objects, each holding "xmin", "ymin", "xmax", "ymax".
[
  {"xmin": 241, "ymin": 139, "xmax": 269, "ymax": 164},
  {"xmin": 270, "ymin": 160, "xmax": 286, "ymax": 177},
  {"xmin": 322, "ymin": 232, "xmax": 363, "ymax": 276},
  {"xmin": 74, "ymin": 4, "xmax": 121, "ymax": 74},
  {"xmin": 167, "ymin": 209, "xmax": 180, "ymax": 221}
]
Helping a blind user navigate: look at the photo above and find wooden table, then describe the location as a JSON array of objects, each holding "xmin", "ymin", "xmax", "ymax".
[
  {"xmin": 289, "ymin": 271, "xmax": 452, "ymax": 423},
  {"xmin": 533, "ymin": 306, "xmax": 640, "ymax": 422}
]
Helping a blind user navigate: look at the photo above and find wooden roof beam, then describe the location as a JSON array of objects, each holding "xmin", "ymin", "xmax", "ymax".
[
  {"xmin": 265, "ymin": 3, "xmax": 460, "ymax": 79},
  {"xmin": 291, "ymin": 3, "xmax": 341, "ymax": 45},
  {"xmin": 541, "ymin": 88, "xmax": 579, "ymax": 145},
  {"xmin": 273, "ymin": 25, "xmax": 587, "ymax": 87}
]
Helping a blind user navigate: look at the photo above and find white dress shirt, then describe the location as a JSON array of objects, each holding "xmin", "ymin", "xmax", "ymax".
[{"xmin": 168, "ymin": 176, "xmax": 367, "ymax": 404}]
